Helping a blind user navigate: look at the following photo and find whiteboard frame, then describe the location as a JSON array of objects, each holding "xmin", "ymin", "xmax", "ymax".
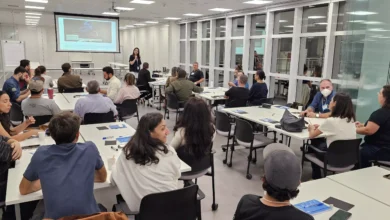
[{"xmin": 1, "ymin": 40, "xmax": 26, "ymax": 72}]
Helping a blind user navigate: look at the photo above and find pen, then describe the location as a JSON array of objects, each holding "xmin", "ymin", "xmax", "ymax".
[
  {"xmin": 103, "ymin": 136, "xmax": 114, "ymax": 140},
  {"xmin": 111, "ymin": 146, "xmax": 118, "ymax": 151}
]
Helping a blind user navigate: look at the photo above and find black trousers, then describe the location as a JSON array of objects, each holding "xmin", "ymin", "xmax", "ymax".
[{"xmin": 309, "ymin": 138, "xmax": 327, "ymax": 180}]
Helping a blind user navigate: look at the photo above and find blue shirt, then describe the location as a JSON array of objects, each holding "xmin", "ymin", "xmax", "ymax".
[
  {"xmin": 23, "ymin": 142, "xmax": 104, "ymax": 219},
  {"xmin": 74, "ymin": 94, "xmax": 118, "ymax": 120},
  {"xmin": 233, "ymin": 79, "xmax": 249, "ymax": 89},
  {"xmin": 2, "ymin": 77, "xmax": 20, "ymax": 103},
  {"xmin": 309, "ymin": 90, "xmax": 335, "ymax": 113}
]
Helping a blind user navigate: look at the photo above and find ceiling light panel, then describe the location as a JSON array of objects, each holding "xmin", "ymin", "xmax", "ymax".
[
  {"xmin": 347, "ymin": 11, "xmax": 378, "ymax": 16},
  {"xmin": 26, "ymin": 16, "xmax": 40, "ymax": 18},
  {"xmin": 130, "ymin": 0, "xmax": 155, "ymax": 4},
  {"xmin": 308, "ymin": 16, "xmax": 326, "ymax": 19},
  {"xmin": 25, "ymin": 6, "xmax": 45, "ymax": 9},
  {"xmin": 209, "ymin": 8, "xmax": 232, "ymax": 12},
  {"xmin": 145, "ymin": 21, "xmax": 159, "ymax": 24},
  {"xmin": 114, "ymin": 7, "xmax": 134, "ymax": 11},
  {"xmin": 102, "ymin": 12, "xmax": 119, "ymax": 16},
  {"xmin": 183, "ymin": 13, "xmax": 203, "ymax": 16},
  {"xmin": 25, "ymin": 0, "xmax": 48, "ymax": 3},
  {"xmin": 134, "ymin": 23, "xmax": 146, "ymax": 26},
  {"xmin": 164, "ymin": 17, "xmax": 181, "ymax": 20},
  {"xmin": 244, "ymin": 0, "xmax": 272, "ymax": 5},
  {"xmin": 25, "ymin": 12, "xmax": 42, "ymax": 15}
]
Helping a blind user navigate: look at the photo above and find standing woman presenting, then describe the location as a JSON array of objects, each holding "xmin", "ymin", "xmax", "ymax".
[{"xmin": 129, "ymin": 47, "xmax": 142, "ymax": 73}]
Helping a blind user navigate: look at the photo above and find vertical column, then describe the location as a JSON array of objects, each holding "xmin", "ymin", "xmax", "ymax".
[
  {"xmin": 224, "ymin": 17, "xmax": 232, "ymax": 88},
  {"xmin": 323, "ymin": 2, "xmax": 338, "ymax": 80},
  {"xmin": 196, "ymin": 21, "xmax": 202, "ymax": 66},
  {"xmin": 209, "ymin": 19, "xmax": 216, "ymax": 87},
  {"xmin": 242, "ymin": 15, "xmax": 252, "ymax": 85},
  {"xmin": 264, "ymin": 11, "xmax": 274, "ymax": 97},
  {"xmin": 185, "ymin": 23, "xmax": 190, "ymax": 73}
]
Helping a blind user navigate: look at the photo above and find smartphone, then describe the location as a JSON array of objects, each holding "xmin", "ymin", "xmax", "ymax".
[
  {"xmin": 330, "ymin": 210, "xmax": 352, "ymax": 220},
  {"xmin": 383, "ymin": 174, "xmax": 390, "ymax": 180}
]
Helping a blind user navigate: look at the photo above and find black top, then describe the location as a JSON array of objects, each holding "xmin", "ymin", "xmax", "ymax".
[
  {"xmin": 136, "ymin": 69, "xmax": 155, "ymax": 89},
  {"xmin": 248, "ymin": 82, "xmax": 268, "ymax": 105},
  {"xmin": 225, "ymin": 87, "xmax": 249, "ymax": 108},
  {"xmin": 364, "ymin": 107, "xmax": 390, "ymax": 148},
  {"xmin": 234, "ymin": 195, "xmax": 314, "ymax": 220},
  {"xmin": 189, "ymin": 69, "xmax": 204, "ymax": 86},
  {"xmin": 129, "ymin": 55, "xmax": 142, "ymax": 72}
]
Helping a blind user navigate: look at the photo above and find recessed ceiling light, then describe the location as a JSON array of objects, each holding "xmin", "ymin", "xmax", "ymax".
[
  {"xmin": 347, "ymin": 11, "xmax": 377, "ymax": 16},
  {"xmin": 183, "ymin": 13, "xmax": 203, "ymax": 17},
  {"xmin": 315, "ymin": 22, "xmax": 327, "ymax": 25},
  {"xmin": 243, "ymin": 0, "xmax": 272, "ymax": 5},
  {"xmin": 284, "ymin": 25, "xmax": 294, "ymax": 28},
  {"xmin": 130, "ymin": 0, "xmax": 155, "ymax": 4},
  {"xmin": 145, "ymin": 21, "xmax": 159, "ymax": 24},
  {"xmin": 365, "ymin": 21, "xmax": 383, "ymax": 25},
  {"xmin": 279, "ymin": 20, "xmax": 288, "ymax": 23},
  {"xmin": 102, "ymin": 12, "xmax": 119, "ymax": 16},
  {"xmin": 26, "ymin": 23, "xmax": 38, "ymax": 26},
  {"xmin": 126, "ymin": 25, "xmax": 135, "ymax": 27},
  {"xmin": 26, "ymin": 15, "xmax": 40, "ymax": 18},
  {"xmin": 369, "ymin": 28, "xmax": 389, "ymax": 32},
  {"xmin": 114, "ymin": 7, "xmax": 134, "ymax": 11},
  {"xmin": 209, "ymin": 8, "xmax": 232, "ymax": 12},
  {"xmin": 164, "ymin": 17, "xmax": 181, "ymax": 20},
  {"xmin": 308, "ymin": 16, "xmax": 326, "ymax": 19},
  {"xmin": 25, "ymin": 5, "xmax": 45, "ymax": 9},
  {"xmin": 348, "ymin": 20, "xmax": 365, "ymax": 23},
  {"xmin": 119, "ymin": 27, "xmax": 127, "ymax": 29},
  {"xmin": 25, "ymin": 12, "xmax": 42, "ymax": 15},
  {"xmin": 26, "ymin": 18, "xmax": 39, "ymax": 21},
  {"xmin": 134, "ymin": 23, "xmax": 146, "ymax": 26},
  {"xmin": 25, "ymin": 0, "xmax": 48, "ymax": 3}
]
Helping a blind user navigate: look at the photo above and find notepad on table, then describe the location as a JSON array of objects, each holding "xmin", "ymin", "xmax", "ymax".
[
  {"xmin": 116, "ymin": 136, "xmax": 131, "ymax": 144},
  {"xmin": 232, "ymin": 109, "xmax": 247, "ymax": 114},
  {"xmin": 109, "ymin": 124, "xmax": 127, "ymax": 129},
  {"xmin": 260, "ymin": 118, "xmax": 279, "ymax": 123},
  {"xmin": 294, "ymin": 199, "xmax": 332, "ymax": 215}
]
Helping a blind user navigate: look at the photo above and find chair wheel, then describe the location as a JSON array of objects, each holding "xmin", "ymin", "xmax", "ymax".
[
  {"xmin": 223, "ymin": 159, "xmax": 227, "ymax": 164},
  {"xmin": 222, "ymin": 149, "xmax": 226, "ymax": 152},
  {"xmin": 167, "ymin": 116, "xmax": 170, "ymax": 119},
  {"xmin": 252, "ymin": 159, "xmax": 257, "ymax": 164},
  {"xmin": 279, "ymin": 140, "xmax": 283, "ymax": 143},
  {"xmin": 227, "ymin": 163, "xmax": 232, "ymax": 167},
  {"xmin": 246, "ymin": 174, "xmax": 252, "ymax": 180},
  {"xmin": 212, "ymin": 203, "xmax": 218, "ymax": 211}
]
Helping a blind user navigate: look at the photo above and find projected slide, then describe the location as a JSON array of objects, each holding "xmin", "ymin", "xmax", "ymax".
[{"xmin": 55, "ymin": 13, "xmax": 120, "ymax": 53}]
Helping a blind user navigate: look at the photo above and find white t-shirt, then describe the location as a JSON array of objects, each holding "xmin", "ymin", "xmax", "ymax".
[
  {"xmin": 107, "ymin": 76, "xmax": 121, "ymax": 101},
  {"xmin": 111, "ymin": 145, "xmax": 181, "ymax": 212},
  {"xmin": 41, "ymin": 74, "xmax": 54, "ymax": 89},
  {"xmin": 318, "ymin": 117, "xmax": 357, "ymax": 147}
]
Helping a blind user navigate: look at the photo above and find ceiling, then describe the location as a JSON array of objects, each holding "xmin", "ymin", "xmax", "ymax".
[{"xmin": 0, "ymin": 0, "xmax": 296, "ymax": 27}]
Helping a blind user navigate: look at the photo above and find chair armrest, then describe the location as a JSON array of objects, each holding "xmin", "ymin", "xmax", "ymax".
[
  {"xmin": 184, "ymin": 180, "xmax": 206, "ymax": 201},
  {"xmin": 307, "ymin": 144, "xmax": 327, "ymax": 154}
]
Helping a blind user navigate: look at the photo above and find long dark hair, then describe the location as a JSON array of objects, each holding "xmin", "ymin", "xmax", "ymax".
[
  {"xmin": 0, "ymin": 91, "xmax": 11, "ymax": 134},
  {"xmin": 330, "ymin": 92, "xmax": 356, "ymax": 122},
  {"xmin": 123, "ymin": 113, "xmax": 168, "ymax": 165},
  {"xmin": 382, "ymin": 85, "xmax": 390, "ymax": 109},
  {"xmin": 132, "ymin": 47, "xmax": 141, "ymax": 59},
  {"xmin": 34, "ymin": 66, "xmax": 46, "ymax": 82},
  {"xmin": 174, "ymin": 98, "xmax": 215, "ymax": 159}
]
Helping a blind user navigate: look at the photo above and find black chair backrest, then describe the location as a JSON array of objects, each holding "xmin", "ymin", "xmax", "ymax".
[
  {"xmin": 252, "ymin": 98, "xmax": 274, "ymax": 106},
  {"xmin": 10, "ymin": 102, "xmax": 23, "ymax": 123},
  {"xmin": 235, "ymin": 118, "xmax": 254, "ymax": 143},
  {"xmin": 138, "ymin": 185, "xmax": 198, "ymax": 220},
  {"xmin": 63, "ymin": 87, "xmax": 84, "ymax": 93},
  {"xmin": 177, "ymin": 146, "xmax": 212, "ymax": 174},
  {"xmin": 83, "ymin": 111, "xmax": 115, "ymax": 125},
  {"xmin": 28, "ymin": 115, "xmax": 53, "ymax": 127},
  {"xmin": 327, "ymin": 139, "xmax": 362, "ymax": 167},
  {"xmin": 119, "ymin": 99, "xmax": 138, "ymax": 119},
  {"xmin": 166, "ymin": 93, "xmax": 181, "ymax": 109},
  {"xmin": 215, "ymin": 111, "xmax": 231, "ymax": 133},
  {"xmin": 227, "ymin": 99, "xmax": 247, "ymax": 108}
]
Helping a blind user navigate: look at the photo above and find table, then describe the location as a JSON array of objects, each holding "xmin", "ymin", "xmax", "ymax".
[
  {"xmin": 293, "ymin": 178, "xmax": 390, "ymax": 219},
  {"xmin": 41, "ymin": 94, "xmax": 74, "ymax": 112},
  {"xmin": 327, "ymin": 167, "xmax": 390, "ymax": 207},
  {"xmin": 196, "ymin": 87, "xmax": 228, "ymax": 103},
  {"xmin": 61, "ymin": 92, "xmax": 88, "ymax": 111},
  {"xmin": 149, "ymin": 77, "xmax": 167, "ymax": 110}
]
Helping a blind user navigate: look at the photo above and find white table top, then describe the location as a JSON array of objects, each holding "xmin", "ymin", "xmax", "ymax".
[
  {"xmin": 197, "ymin": 87, "xmax": 228, "ymax": 101},
  {"xmin": 61, "ymin": 92, "xmax": 88, "ymax": 110},
  {"xmin": 41, "ymin": 94, "xmax": 74, "ymax": 112},
  {"xmin": 149, "ymin": 77, "xmax": 167, "ymax": 87},
  {"xmin": 327, "ymin": 167, "xmax": 390, "ymax": 207},
  {"xmin": 293, "ymin": 178, "xmax": 390, "ymax": 219},
  {"xmin": 222, "ymin": 106, "xmax": 329, "ymax": 140},
  {"xmin": 108, "ymin": 62, "xmax": 128, "ymax": 68}
]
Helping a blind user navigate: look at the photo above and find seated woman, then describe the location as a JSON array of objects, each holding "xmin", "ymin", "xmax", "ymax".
[
  {"xmin": 308, "ymin": 92, "xmax": 356, "ymax": 179},
  {"xmin": 248, "ymin": 70, "xmax": 268, "ymax": 105},
  {"xmin": 165, "ymin": 67, "xmax": 179, "ymax": 88},
  {"xmin": 111, "ymin": 113, "xmax": 181, "ymax": 212},
  {"xmin": 171, "ymin": 98, "xmax": 215, "ymax": 163},
  {"xmin": 114, "ymin": 73, "xmax": 140, "ymax": 105},
  {"xmin": 0, "ymin": 91, "xmax": 39, "ymax": 141},
  {"xmin": 357, "ymin": 85, "xmax": 390, "ymax": 168},
  {"xmin": 33, "ymin": 66, "xmax": 53, "ymax": 89}
]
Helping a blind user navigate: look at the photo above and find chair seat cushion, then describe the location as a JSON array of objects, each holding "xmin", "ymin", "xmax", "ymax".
[
  {"xmin": 216, "ymin": 127, "xmax": 235, "ymax": 137},
  {"xmin": 237, "ymin": 135, "xmax": 274, "ymax": 148},
  {"xmin": 180, "ymin": 169, "xmax": 210, "ymax": 180},
  {"xmin": 305, "ymin": 153, "xmax": 355, "ymax": 172}
]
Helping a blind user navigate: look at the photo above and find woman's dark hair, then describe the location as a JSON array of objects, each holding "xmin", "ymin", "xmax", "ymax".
[
  {"xmin": 133, "ymin": 47, "xmax": 141, "ymax": 59},
  {"xmin": 235, "ymin": 64, "xmax": 243, "ymax": 71},
  {"xmin": 174, "ymin": 98, "xmax": 215, "ymax": 159},
  {"xmin": 34, "ymin": 66, "xmax": 46, "ymax": 77},
  {"xmin": 256, "ymin": 70, "xmax": 266, "ymax": 80},
  {"xmin": 171, "ymin": 67, "xmax": 178, "ymax": 77},
  {"xmin": 330, "ymin": 92, "xmax": 356, "ymax": 122},
  {"xmin": 0, "ymin": 91, "xmax": 11, "ymax": 134},
  {"xmin": 381, "ymin": 85, "xmax": 390, "ymax": 109},
  {"xmin": 263, "ymin": 178, "xmax": 299, "ymax": 202},
  {"xmin": 124, "ymin": 73, "xmax": 136, "ymax": 86},
  {"xmin": 123, "ymin": 113, "xmax": 168, "ymax": 165}
]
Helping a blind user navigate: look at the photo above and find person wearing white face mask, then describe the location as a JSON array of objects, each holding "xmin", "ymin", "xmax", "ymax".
[{"xmin": 300, "ymin": 79, "xmax": 335, "ymax": 118}]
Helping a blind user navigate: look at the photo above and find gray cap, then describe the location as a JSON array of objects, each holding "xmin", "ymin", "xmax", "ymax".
[{"xmin": 263, "ymin": 143, "xmax": 302, "ymax": 190}]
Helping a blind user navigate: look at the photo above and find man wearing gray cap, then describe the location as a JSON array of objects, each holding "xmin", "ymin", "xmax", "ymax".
[{"xmin": 233, "ymin": 143, "xmax": 314, "ymax": 220}]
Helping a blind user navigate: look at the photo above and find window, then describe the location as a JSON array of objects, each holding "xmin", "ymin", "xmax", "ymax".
[
  {"xmin": 180, "ymin": 41, "xmax": 185, "ymax": 63},
  {"xmin": 180, "ymin": 24, "xmax": 186, "ymax": 39},
  {"xmin": 249, "ymin": 39, "xmax": 265, "ymax": 71},
  {"xmin": 190, "ymin": 41, "xmax": 197, "ymax": 63},
  {"xmin": 251, "ymin": 14, "xmax": 266, "ymax": 36},
  {"xmin": 202, "ymin": 41, "xmax": 210, "ymax": 66},
  {"xmin": 202, "ymin": 21, "xmax": 210, "ymax": 38},
  {"xmin": 270, "ymin": 77, "xmax": 289, "ymax": 105},
  {"xmin": 180, "ymin": 65, "xmax": 186, "ymax": 71},
  {"xmin": 232, "ymin": 16, "xmax": 245, "ymax": 37},
  {"xmin": 214, "ymin": 70, "xmax": 224, "ymax": 87},
  {"xmin": 190, "ymin": 22, "xmax": 197, "ymax": 39},
  {"xmin": 202, "ymin": 68, "xmax": 210, "ymax": 86},
  {"xmin": 216, "ymin": 19, "xmax": 226, "ymax": 38},
  {"xmin": 337, "ymin": 1, "xmax": 367, "ymax": 31},
  {"xmin": 332, "ymin": 35, "xmax": 364, "ymax": 80},
  {"xmin": 215, "ymin": 40, "xmax": 225, "ymax": 67},
  {"xmin": 302, "ymin": 4, "xmax": 329, "ymax": 33},
  {"xmin": 274, "ymin": 10, "xmax": 294, "ymax": 34},
  {"xmin": 271, "ymin": 38, "xmax": 292, "ymax": 74},
  {"xmin": 299, "ymin": 37, "xmax": 326, "ymax": 77},
  {"xmin": 231, "ymin": 39, "xmax": 244, "ymax": 68}
]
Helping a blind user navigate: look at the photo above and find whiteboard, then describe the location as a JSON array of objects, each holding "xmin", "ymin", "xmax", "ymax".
[{"xmin": 1, "ymin": 40, "xmax": 26, "ymax": 71}]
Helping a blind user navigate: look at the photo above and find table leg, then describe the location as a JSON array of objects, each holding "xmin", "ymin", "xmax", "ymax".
[
  {"xmin": 152, "ymin": 85, "xmax": 156, "ymax": 108},
  {"xmin": 15, "ymin": 204, "xmax": 21, "ymax": 220}
]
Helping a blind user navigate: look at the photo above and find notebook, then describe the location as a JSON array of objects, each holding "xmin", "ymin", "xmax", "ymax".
[
  {"xmin": 232, "ymin": 109, "xmax": 247, "ymax": 114},
  {"xmin": 116, "ymin": 136, "xmax": 131, "ymax": 144},
  {"xmin": 109, "ymin": 124, "xmax": 127, "ymax": 129},
  {"xmin": 294, "ymin": 199, "xmax": 332, "ymax": 215},
  {"xmin": 260, "ymin": 118, "xmax": 279, "ymax": 124}
]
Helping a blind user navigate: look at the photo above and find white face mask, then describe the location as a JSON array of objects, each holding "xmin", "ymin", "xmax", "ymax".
[{"xmin": 321, "ymin": 88, "xmax": 332, "ymax": 98}]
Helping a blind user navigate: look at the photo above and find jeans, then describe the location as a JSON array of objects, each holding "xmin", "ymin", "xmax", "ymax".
[
  {"xmin": 360, "ymin": 143, "xmax": 390, "ymax": 168},
  {"xmin": 309, "ymin": 138, "xmax": 327, "ymax": 180}
]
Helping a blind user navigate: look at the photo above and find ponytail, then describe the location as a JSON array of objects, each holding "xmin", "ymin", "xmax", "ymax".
[{"xmin": 35, "ymin": 65, "xmax": 46, "ymax": 77}]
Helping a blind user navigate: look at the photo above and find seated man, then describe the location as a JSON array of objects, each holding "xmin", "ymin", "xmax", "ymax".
[
  {"xmin": 57, "ymin": 63, "xmax": 83, "ymax": 93},
  {"xmin": 100, "ymin": 66, "xmax": 121, "ymax": 101},
  {"xmin": 2, "ymin": 66, "xmax": 30, "ymax": 103},
  {"xmin": 74, "ymin": 80, "xmax": 118, "ymax": 121},
  {"xmin": 300, "ymin": 79, "xmax": 335, "ymax": 118},
  {"xmin": 225, "ymin": 74, "xmax": 249, "ymax": 108},
  {"xmin": 21, "ymin": 79, "xmax": 61, "ymax": 117},
  {"xmin": 233, "ymin": 144, "xmax": 314, "ymax": 220},
  {"xmin": 19, "ymin": 59, "xmax": 31, "ymax": 91},
  {"xmin": 19, "ymin": 112, "xmax": 107, "ymax": 219},
  {"xmin": 228, "ymin": 71, "xmax": 249, "ymax": 89},
  {"xmin": 165, "ymin": 69, "xmax": 203, "ymax": 103}
]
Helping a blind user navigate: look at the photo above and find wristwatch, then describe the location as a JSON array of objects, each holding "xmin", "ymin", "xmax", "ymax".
[{"xmin": 316, "ymin": 113, "xmax": 319, "ymax": 118}]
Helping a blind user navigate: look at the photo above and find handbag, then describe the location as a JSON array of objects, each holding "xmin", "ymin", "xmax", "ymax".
[
  {"xmin": 279, "ymin": 110, "xmax": 305, "ymax": 132},
  {"xmin": 58, "ymin": 212, "xmax": 128, "ymax": 220}
]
